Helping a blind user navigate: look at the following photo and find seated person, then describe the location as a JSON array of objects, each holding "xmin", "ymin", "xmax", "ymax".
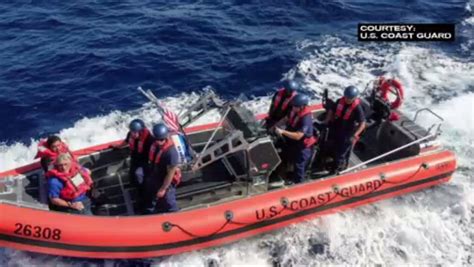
[
  {"xmin": 274, "ymin": 93, "xmax": 317, "ymax": 184},
  {"xmin": 324, "ymin": 85, "xmax": 366, "ymax": 172},
  {"xmin": 143, "ymin": 123, "xmax": 181, "ymax": 214},
  {"xmin": 265, "ymin": 80, "xmax": 299, "ymax": 130},
  {"xmin": 36, "ymin": 135, "xmax": 76, "ymax": 172},
  {"xmin": 46, "ymin": 153, "xmax": 93, "ymax": 215}
]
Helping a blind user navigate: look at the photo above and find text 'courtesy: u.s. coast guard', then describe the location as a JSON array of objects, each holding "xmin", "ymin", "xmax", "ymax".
[{"xmin": 358, "ymin": 24, "xmax": 455, "ymax": 41}]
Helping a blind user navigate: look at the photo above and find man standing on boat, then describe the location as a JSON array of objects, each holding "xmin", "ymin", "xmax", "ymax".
[
  {"xmin": 265, "ymin": 80, "xmax": 299, "ymax": 130},
  {"xmin": 275, "ymin": 93, "xmax": 317, "ymax": 184},
  {"xmin": 326, "ymin": 85, "xmax": 366, "ymax": 172},
  {"xmin": 112, "ymin": 119, "xmax": 153, "ymax": 209},
  {"xmin": 46, "ymin": 153, "xmax": 93, "ymax": 215},
  {"xmin": 112, "ymin": 119, "xmax": 153, "ymax": 184},
  {"xmin": 143, "ymin": 123, "xmax": 181, "ymax": 214}
]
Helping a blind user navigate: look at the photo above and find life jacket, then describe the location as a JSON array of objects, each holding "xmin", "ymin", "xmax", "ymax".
[
  {"xmin": 272, "ymin": 88, "xmax": 297, "ymax": 114},
  {"xmin": 46, "ymin": 163, "xmax": 93, "ymax": 201},
  {"xmin": 148, "ymin": 139, "xmax": 181, "ymax": 186},
  {"xmin": 36, "ymin": 139, "xmax": 71, "ymax": 160},
  {"xmin": 287, "ymin": 107, "xmax": 318, "ymax": 148},
  {"xmin": 335, "ymin": 97, "xmax": 361, "ymax": 120},
  {"xmin": 128, "ymin": 128, "xmax": 150, "ymax": 154}
]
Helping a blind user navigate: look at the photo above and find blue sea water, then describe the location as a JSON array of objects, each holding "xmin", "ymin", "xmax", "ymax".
[
  {"xmin": 0, "ymin": 0, "xmax": 473, "ymax": 266},
  {"xmin": 0, "ymin": 0, "xmax": 470, "ymax": 143}
]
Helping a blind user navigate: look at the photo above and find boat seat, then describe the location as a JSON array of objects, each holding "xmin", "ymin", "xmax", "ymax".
[{"xmin": 375, "ymin": 115, "xmax": 431, "ymax": 160}]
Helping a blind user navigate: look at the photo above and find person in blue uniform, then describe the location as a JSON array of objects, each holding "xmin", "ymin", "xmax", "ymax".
[
  {"xmin": 112, "ymin": 119, "xmax": 153, "ymax": 211},
  {"xmin": 143, "ymin": 123, "xmax": 181, "ymax": 214},
  {"xmin": 275, "ymin": 93, "xmax": 317, "ymax": 184},
  {"xmin": 121, "ymin": 119, "xmax": 153, "ymax": 184},
  {"xmin": 265, "ymin": 80, "xmax": 299, "ymax": 130},
  {"xmin": 47, "ymin": 153, "xmax": 93, "ymax": 215},
  {"xmin": 327, "ymin": 85, "xmax": 366, "ymax": 172}
]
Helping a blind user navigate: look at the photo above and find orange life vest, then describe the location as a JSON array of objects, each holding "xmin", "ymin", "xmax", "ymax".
[
  {"xmin": 148, "ymin": 139, "xmax": 181, "ymax": 185},
  {"xmin": 128, "ymin": 128, "xmax": 150, "ymax": 154},
  {"xmin": 273, "ymin": 88, "xmax": 296, "ymax": 113},
  {"xmin": 287, "ymin": 107, "xmax": 317, "ymax": 148},
  {"xmin": 335, "ymin": 97, "xmax": 361, "ymax": 120},
  {"xmin": 36, "ymin": 139, "xmax": 71, "ymax": 160},
  {"xmin": 46, "ymin": 163, "xmax": 93, "ymax": 201}
]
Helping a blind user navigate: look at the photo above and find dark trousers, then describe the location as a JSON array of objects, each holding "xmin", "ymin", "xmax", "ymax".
[
  {"xmin": 291, "ymin": 148, "xmax": 313, "ymax": 184},
  {"xmin": 129, "ymin": 159, "xmax": 146, "ymax": 211},
  {"xmin": 335, "ymin": 137, "xmax": 353, "ymax": 171},
  {"xmin": 143, "ymin": 185, "xmax": 178, "ymax": 214}
]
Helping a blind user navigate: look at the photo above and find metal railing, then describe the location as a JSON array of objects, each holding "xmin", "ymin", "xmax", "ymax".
[
  {"xmin": 412, "ymin": 108, "xmax": 444, "ymax": 136},
  {"xmin": 340, "ymin": 132, "xmax": 436, "ymax": 174}
]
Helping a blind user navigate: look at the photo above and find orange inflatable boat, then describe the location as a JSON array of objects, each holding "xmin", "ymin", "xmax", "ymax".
[{"xmin": 0, "ymin": 89, "xmax": 456, "ymax": 259}]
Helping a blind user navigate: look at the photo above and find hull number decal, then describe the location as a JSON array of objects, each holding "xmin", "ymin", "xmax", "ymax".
[{"xmin": 14, "ymin": 223, "xmax": 61, "ymax": 241}]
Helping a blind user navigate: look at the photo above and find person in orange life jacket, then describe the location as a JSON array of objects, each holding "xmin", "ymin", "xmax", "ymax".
[
  {"xmin": 325, "ymin": 85, "xmax": 366, "ymax": 172},
  {"xmin": 275, "ymin": 93, "xmax": 316, "ymax": 184},
  {"xmin": 143, "ymin": 123, "xmax": 181, "ymax": 214},
  {"xmin": 112, "ymin": 119, "xmax": 153, "ymax": 187},
  {"xmin": 47, "ymin": 153, "xmax": 93, "ymax": 215},
  {"xmin": 36, "ymin": 135, "xmax": 76, "ymax": 172},
  {"xmin": 265, "ymin": 80, "xmax": 299, "ymax": 130}
]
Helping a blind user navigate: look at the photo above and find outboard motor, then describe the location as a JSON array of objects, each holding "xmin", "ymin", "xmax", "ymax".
[{"xmin": 365, "ymin": 77, "xmax": 405, "ymax": 128}]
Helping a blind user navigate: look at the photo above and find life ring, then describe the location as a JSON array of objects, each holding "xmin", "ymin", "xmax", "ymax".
[{"xmin": 375, "ymin": 77, "xmax": 404, "ymax": 110}]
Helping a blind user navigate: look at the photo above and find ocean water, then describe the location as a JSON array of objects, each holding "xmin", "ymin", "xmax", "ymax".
[{"xmin": 0, "ymin": 0, "xmax": 473, "ymax": 266}]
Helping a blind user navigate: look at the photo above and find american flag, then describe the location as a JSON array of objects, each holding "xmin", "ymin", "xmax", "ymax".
[
  {"xmin": 158, "ymin": 104, "xmax": 181, "ymax": 134},
  {"xmin": 137, "ymin": 87, "xmax": 182, "ymax": 134}
]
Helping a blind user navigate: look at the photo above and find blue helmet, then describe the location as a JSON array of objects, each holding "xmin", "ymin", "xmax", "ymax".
[
  {"xmin": 286, "ymin": 80, "xmax": 300, "ymax": 92},
  {"xmin": 129, "ymin": 119, "xmax": 145, "ymax": 132},
  {"xmin": 344, "ymin": 85, "xmax": 359, "ymax": 99},
  {"xmin": 152, "ymin": 123, "xmax": 169, "ymax": 140},
  {"xmin": 292, "ymin": 93, "xmax": 309, "ymax": 107}
]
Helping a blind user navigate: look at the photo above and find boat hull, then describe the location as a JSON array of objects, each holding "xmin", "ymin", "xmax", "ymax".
[{"xmin": 0, "ymin": 148, "xmax": 456, "ymax": 259}]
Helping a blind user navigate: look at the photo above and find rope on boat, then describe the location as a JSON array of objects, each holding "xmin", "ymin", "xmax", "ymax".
[{"xmin": 163, "ymin": 161, "xmax": 430, "ymax": 238}]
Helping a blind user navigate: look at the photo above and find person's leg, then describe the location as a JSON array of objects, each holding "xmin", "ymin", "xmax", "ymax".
[
  {"xmin": 292, "ymin": 148, "xmax": 312, "ymax": 184},
  {"xmin": 81, "ymin": 198, "xmax": 93, "ymax": 215},
  {"xmin": 335, "ymin": 138, "xmax": 352, "ymax": 172},
  {"xmin": 142, "ymin": 196, "xmax": 158, "ymax": 214},
  {"xmin": 130, "ymin": 160, "xmax": 147, "ymax": 212},
  {"xmin": 141, "ymin": 178, "xmax": 159, "ymax": 215},
  {"xmin": 128, "ymin": 160, "xmax": 139, "ymax": 187},
  {"xmin": 155, "ymin": 186, "xmax": 179, "ymax": 213}
]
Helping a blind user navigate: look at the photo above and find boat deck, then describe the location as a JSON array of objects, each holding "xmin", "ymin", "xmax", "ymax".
[{"xmin": 0, "ymin": 107, "xmax": 433, "ymax": 217}]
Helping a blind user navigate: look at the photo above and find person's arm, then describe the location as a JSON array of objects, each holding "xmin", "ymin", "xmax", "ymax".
[
  {"xmin": 50, "ymin": 198, "xmax": 84, "ymax": 210},
  {"xmin": 351, "ymin": 106, "xmax": 367, "ymax": 144},
  {"xmin": 323, "ymin": 110, "xmax": 334, "ymax": 124},
  {"xmin": 354, "ymin": 121, "xmax": 366, "ymax": 139},
  {"xmin": 48, "ymin": 179, "xmax": 84, "ymax": 210},
  {"xmin": 157, "ymin": 165, "xmax": 179, "ymax": 198},
  {"xmin": 110, "ymin": 132, "xmax": 130, "ymax": 149},
  {"xmin": 156, "ymin": 148, "xmax": 180, "ymax": 198},
  {"xmin": 49, "ymin": 197, "xmax": 72, "ymax": 208},
  {"xmin": 276, "ymin": 115, "xmax": 311, "ymax": 141},
  {"xmin": 278, "ymin": 129, "xmax": 304, "ymax": 140}
]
